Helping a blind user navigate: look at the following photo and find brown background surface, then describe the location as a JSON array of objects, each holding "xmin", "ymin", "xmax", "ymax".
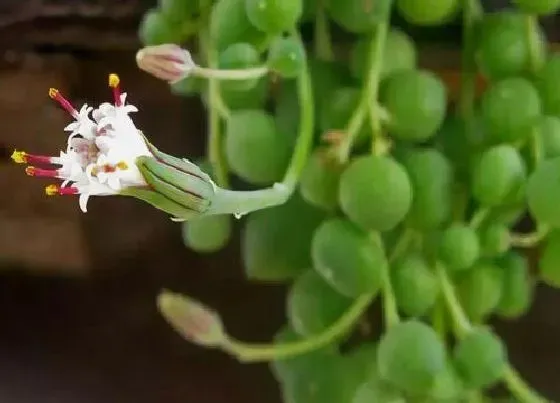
[{"xmin": 1, "ymin": 1, "xmax": 560, "ymax": 402}]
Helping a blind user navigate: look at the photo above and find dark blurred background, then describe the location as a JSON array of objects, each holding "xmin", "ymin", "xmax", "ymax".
[{"xmin": 0, "ymin": 0, "xmax": 560, "ymax": 402}]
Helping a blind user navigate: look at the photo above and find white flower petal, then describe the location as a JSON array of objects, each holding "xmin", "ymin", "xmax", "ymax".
[
  {"xmin": 64, "ymin": 122, "xmax": 78, "ymax": 132},
  {"xmin": 79, "ymin": 193, "xmax": 90, "ymax": 213},
  {"xmin": 107, "ymin": 175, "xmax": 121, "ymax": 190}
]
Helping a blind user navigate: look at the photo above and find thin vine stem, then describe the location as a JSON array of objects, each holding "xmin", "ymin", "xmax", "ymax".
[
  {"xmin": 222, "ymin": 293, "xmax": 374, "ymax": 362},
  {"xmin": 458, "ymin": 0, "xmax": 483, "ymax": 120},
  {"xmin": 510, "ymin": 226, "xmax": 549, "ymax": 248},
  {"xmin": 221, "ymin": 229, "xmax": 413, "ymax": 362},
  {"xmin": 469, "ymin": 207, "xmax": 490, "ymax": 229},
  {"xmin": 436, "ymin": 262, "xmax": 548, "ymax": 403},
  {"xmin": 200, "ymin": 30, "xmax": 230, "ymax": 188},
  {"xmin": 314, "ymin": 0, "xmax": 334, "ymax": 61},
  {"xmin": 281, "ymin": 31, "xmax": 315, "ymax": 191},
  {"xmin": 336, "ymin": 16, "xmax": 390, "ymax": 163},
  {"xmin": 193, "ymin": 65, "xmax": 269, "ymax": 80},
  {"xmin": 526, "ymin": 15, "xmax": 544, "ymax": 75}
]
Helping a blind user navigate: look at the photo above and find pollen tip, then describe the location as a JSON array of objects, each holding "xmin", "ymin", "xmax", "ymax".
[
  {"xmin": 45, "ymin": 184, "xmax": 59, "ymax": 196},
  {"xmin": 109, "ymin": 73, "xmax": 120, "ymax": 88},
  {"xmin": 11, "ymin": 150, "xmax": 27, "ymax": 164},
  {"xmin": 25, "ymin": 166, "xmax": 36, "ymax": 176},
  {"xmin": 48, "ymin": 88, "xmax": 59, "ymax": 99},
  {"xmin": 116, "ymin": 161, "xmax": 129, "ymax": 170}
]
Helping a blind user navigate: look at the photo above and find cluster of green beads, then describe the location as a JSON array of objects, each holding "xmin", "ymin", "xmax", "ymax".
[{"xmin": 140, "ymin": 0, "xmax": 560, "ymax": 401}]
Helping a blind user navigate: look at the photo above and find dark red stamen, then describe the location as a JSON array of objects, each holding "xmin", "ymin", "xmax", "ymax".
[
  {"xmin": 26, "ymin": 166, "xmax": 60, "ymax": 178},
  {"xmin": 49, "ymin": 88, "xmax": 78, "ymax": 118},
  {"xmin": 45, "ymin": 184, "xmax": 79, "ymax": 196},
  {"xmin": 108, "ymin": 73, "xmax": 122, "ymax": 107}
]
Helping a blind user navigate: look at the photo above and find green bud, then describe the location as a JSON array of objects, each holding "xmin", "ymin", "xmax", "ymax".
[
  {"xmin": 123, "ymin": 139, "xmax": 291, "ymax": 221},
  {"xmin": 157, "ymin": 290, "xmax": 227, "ymax": 348}
]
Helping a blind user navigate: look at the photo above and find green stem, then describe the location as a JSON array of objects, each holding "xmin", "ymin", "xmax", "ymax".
[
  {"xmin": 389, "ymin": 228, "xmax": 414, "ymax": 262},
  {"xmin": 379, "ymin": 229, "xmax": 415, "ymax": 328},
  {"xmin": 193, "ymin": 65, "xmax": 269, "ymax": 80},
  {"xmin": 431, "ymin": 299, "xmax": 447, "ymax": 339},
  {"xmin": 200, "ymin": 30, "xmax": 229, "ymax": 188},
  {"xmin": 371, "ymin": 232, "xmax": 400, "ymax": 327},
  {"xmin": 222, "ymin": 293, "xmax": 374, "ymax": 362},
  {"xmin": 503, "ymin": 367, "xmax": 548, "ymax": 403},
  {"xmin": 380, "ymin": 264, "xmax": 399, "ymax": 327},
  {"xmin": 458, "ymin": 0, "xmax": 483, "ymax": 120},
  {"xmin": 220, "ymin": 230, "xmax": 413, "ymax": 362},
  {"xmin": 435, "ymin": 263, "xmax": 471, "ymax": 337},
  {"xmin": 510, "ymin": 226, "xmax": 549, "ymax": 248},
  {"xmin": 526, "ymin": 15, "xmax": 544, "ymax": 75},
  {"xmin": 531, "ymin": 125, "xmax": 543, "ymax": 170},
  {"xmin": 281, "ymin": 31, "xmax": 315, "ymax": 191},
  {"xmin": 314, "ymin": 0, "xmax": 334, "ymax": 61},
  {"xmin": 469, "ymin": 207, "xmax": 490, "ymax": 229},
  {"xmin": 468, "ymin": 391, "xmax": 485, "ymax": 403},
  {"xmin": 436, "ymin": 262, "xmax": 548, "ymax": 403},
  {"xmin": 336, "ymin": 17, "xmax": 390, "ymax": 163}
]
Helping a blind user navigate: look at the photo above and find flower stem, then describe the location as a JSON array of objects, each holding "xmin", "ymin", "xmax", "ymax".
[
  {"xmin": 200, "ymin": 30, "xmax": 229, "ymax": 188},
  {"xmin": 371, "ymin": 232, "xmax": 400, "ymax": 328},
  {"xmin": 336, "ymin": 14, "xmax": 390, "ymax": 163},
  {"xmin": 379, "ymin": 229, "xmax": 414, "ymax": 328},
  {"xmin": 458, "ymin": 0, "xmax": 483, "ymax": 120},
  {"xmin": 469, "ymin": 207, "xmax": 490, "ymax": 229},
  {"xmin": 436, "ymin": 262, "xmax": 549, "ymax": 403},
  {"xmin": 207, "ymin": 183, "xmax": 290, "ymax": 218},
  {"xmin": 281, "ymin": 31, "xmax": 315, "ymax": 191},
  {"xmin": 193, "ymin": 65, "xmax": 269, "ymax": 80},
  {"xmin": 222, "ymin": 293, "xmax": 374, "ymax": 362},
  {"xmin": 510, "ymin": 226, "xmax": 549, "ymax": 248},
  {"xmin": 526, "ymin": 14, "xmax": 544, "ymax": 75},
  {"xmin": 314, "ymin": 0, "xmax": 334, "ymax": 61},
  {"xmin": 219, "ymin": 230, "xmax": 412, "ymax": 362},
  {"xmin": 431, "ymin": 298, "xmax": 447, "ymax": 339},
  {"xmin": 531, "ymin": 125, "xmax": 543, "ymax": 169},
  {"xmin": 435, "ymin": 262, "xmax": 471, "ymax": 337},
  {"xmin": 503, "ymin": 367, "xmax": 548, "ymax": 403}
]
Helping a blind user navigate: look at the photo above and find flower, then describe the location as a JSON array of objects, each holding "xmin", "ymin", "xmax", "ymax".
[
  {"xmin": 11, "ymin": 72, "xmax": 291, "ymax": 220},
  {"xmin": 11, "ymin": 73, "xmax": 169, "ymax": 213},
  {"xmin": 136, "ymin": 44, "xmax": 195, "ymax": 83}
]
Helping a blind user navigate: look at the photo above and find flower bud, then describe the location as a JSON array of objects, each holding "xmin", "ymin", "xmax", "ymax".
[
  {"xmin": 135, "ymin": 44, "xmax": 196, "ymax": 83},
  {"xmin": 157, "ymin": 290, "xmax": 226, "ymax": 348}
]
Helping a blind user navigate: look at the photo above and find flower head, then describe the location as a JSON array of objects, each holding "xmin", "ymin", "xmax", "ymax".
[
  {"xmin": 11, "ymin": 73, "xmax": 189, "ymax": 213},
  {"xmin": 136, "ymin": 44, "xmax": 195, "ymax": 83}
]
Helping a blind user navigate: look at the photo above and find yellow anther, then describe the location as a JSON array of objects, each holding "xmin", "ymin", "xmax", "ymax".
[
  {"xmin": 48, "ymin": 88, "xmax": 59, "ymax": 99},
  {"xmin": 45, "ymin": 184, "xmax": 59, "ymax": 196},
  {"xmin": 11, "ymin": 150, "xmax": 27, "ymax": 164},
  {"xmin": 108, "ymin": 73, "xmax": 120, "ymax": 88},
  {"xmin": 116, "ymin": 161, "xmax": 129, "ymax": 170}
]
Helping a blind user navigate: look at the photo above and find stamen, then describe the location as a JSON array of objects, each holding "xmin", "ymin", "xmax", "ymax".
[
  {"xmin": 102, "ymin": 164, "xmax": 117, "ymax": 173},
  {"xmin": 11, "ymin": 150, "xmax": 56, "ymax": 165},
  {"xmin": 26, "ymin": 166, "xmax": 60, "ymax": 178},
  {"xmin": 116, "ymin": 161, "xmax": 129, "ymax": 170},
  {"xmin": 48, "ymin": 88, "xmax": 79, "ymax": 118},
  {"xmin": 11, "ymin": 150, "xmax": 27, "ymax": 164},
  {"xmin": 44, "ymin": 184, "xmax": 79, "ymax": 196},
  {"xmin": 108, "ymin": 73, "xmax": 122, "ymax": 107}
]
